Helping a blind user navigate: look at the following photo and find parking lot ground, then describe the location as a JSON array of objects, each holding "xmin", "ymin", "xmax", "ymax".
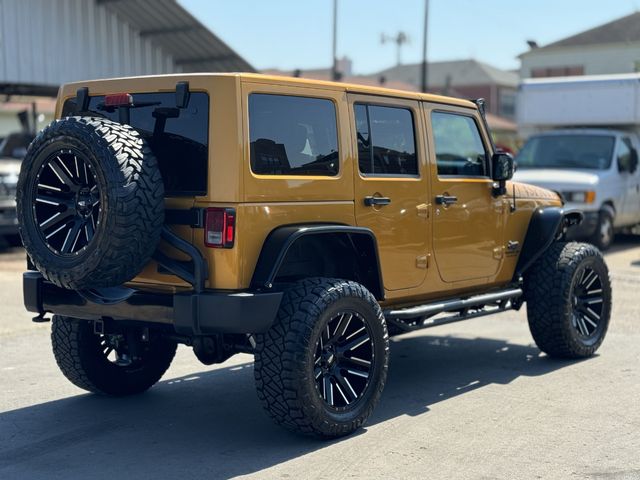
[{"xmin": 1, "ymin": 239, "xmax": 639, "ymax": 480}]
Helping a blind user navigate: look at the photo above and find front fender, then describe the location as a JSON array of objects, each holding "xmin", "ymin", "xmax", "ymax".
[{"xmin": 515, "ymin": 207, "xmax": 583, "ymax": 278}]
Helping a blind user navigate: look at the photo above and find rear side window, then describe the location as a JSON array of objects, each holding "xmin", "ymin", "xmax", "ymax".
[
  {"xmin": 355, "ymin": 104, "xmax": 418, "ymax": 176},
  {"xmin": 431, "ymin": 111, "xmax": 488, "ymax": 177},
  {"xmin": 62, "ymin": 92, "xmax": 209, "ymax": 196},
  {"xmin": 249, "ymin": 94, "xmax": 339, "ymax": 176}
]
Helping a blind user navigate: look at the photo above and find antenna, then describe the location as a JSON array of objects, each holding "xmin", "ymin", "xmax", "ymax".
[{"xmin": 381, "ymin": 31, "xmax": 409, "ymax": 66}]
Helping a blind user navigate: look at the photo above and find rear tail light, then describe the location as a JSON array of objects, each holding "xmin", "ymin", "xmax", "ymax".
[
  {"xmin": 204, "ymin": 208, "xmax": 235, "ymax": 248},
  {"xmin": 104, "ymin": 93, "xmax": 133, "ymax": 107}
]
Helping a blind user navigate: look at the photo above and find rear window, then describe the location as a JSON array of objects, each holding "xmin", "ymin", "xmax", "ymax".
[
  {"xmin": 249, "ymin": 94, "xmax": 339, "ymax": 176},
  {"xmin": 62, "ymin": 92, "xmax": 209, "ymax": 196}
]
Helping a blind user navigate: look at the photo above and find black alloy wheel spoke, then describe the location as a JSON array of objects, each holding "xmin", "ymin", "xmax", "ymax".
[
  {"xmin": 33, "ymin": 151, "xmax": 101, "ymax": 256},
  {"xmin": 314, "ymin": 311, "xmax": 374, "ymax": 410},
  {"xmin": 572, "ymin": 266, "xmax": 604, "ymax": 338},
  {"xmin": 48, "ymin": 157, "xmax": 77, "ymax": 188}
]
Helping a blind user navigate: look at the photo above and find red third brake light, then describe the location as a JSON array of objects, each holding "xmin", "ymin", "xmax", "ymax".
[
  {"xmin": 104, "ymin": 93, "xmax": 133, "ymax": 107},
  {"xmin": 205, "ymin": 208, "xmax": 235, "ymax": 248}
]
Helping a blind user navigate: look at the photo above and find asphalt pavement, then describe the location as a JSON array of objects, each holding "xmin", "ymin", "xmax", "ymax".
[{"xmin": 1, "ymin": 240, "xmax": 639, "ymax": 480}]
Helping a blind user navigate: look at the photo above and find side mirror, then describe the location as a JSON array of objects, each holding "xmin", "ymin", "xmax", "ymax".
[{"xmin": 492, "ymin": 152, "xmax": 514, "ymax": 182}]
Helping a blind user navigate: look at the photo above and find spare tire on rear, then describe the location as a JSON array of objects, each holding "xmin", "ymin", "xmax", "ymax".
[{"xmin": 17, "ymin": 116, "xmax": 164, "ymax": 290}]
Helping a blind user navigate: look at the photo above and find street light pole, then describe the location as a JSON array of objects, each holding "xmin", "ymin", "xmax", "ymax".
[
  {"xmin": 420, "ymin": 0, "xmax": 429, "ymax": 92},
  {"xmin": 332, "ymin": 0, "xmax": 339, "ymax": 81}
]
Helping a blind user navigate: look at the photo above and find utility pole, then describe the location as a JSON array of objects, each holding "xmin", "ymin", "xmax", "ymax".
[
  {"xmin": 420, "ymin": 0, "xmax": 429, "ymax": 92},
  {"xmin": 332, "ymin": 0, "xmax": 340, "ymax": 81},
  {"xmin": 381, "ymin": 32, "xmax": 409, "ymax": 66}
]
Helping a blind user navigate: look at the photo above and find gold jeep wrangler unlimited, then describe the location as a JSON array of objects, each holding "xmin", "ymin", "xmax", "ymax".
[{"xmin": 18, "ymin": 74, "xmax": 611, "ymax": 438}]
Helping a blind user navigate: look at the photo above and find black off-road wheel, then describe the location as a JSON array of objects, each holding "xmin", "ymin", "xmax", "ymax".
[
  {"xmin": 17, "ymin": 116, "xmax": 164, "ymax": 290},
  {"xmin": 254, "ymin": 278, "xmax": 389, "ymax": 438},
  {"xmin": 51, "ymin": 315, "xmax": 177, "ymax": 396},
  {"xmin": 525, "ymin": 242, "xmax": 611, "ymax": 359}
]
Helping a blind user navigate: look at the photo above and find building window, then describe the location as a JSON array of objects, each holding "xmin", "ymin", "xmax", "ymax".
[
  {"xmin": 498, "ymin": 90, "xmax": 516, "ymax": 118},
  {"xmin": 531, "ymin": 66, "xmax": 584, "ymax": 78}
]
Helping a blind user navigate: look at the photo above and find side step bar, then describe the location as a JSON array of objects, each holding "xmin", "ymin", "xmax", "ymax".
[{"xmin": 383, "ymin": 287, "xmax": 523, "ymax": 333}]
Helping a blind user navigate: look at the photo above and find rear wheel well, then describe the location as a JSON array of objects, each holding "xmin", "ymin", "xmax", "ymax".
[{"xmin": 274, "ymin": 233, "xmax": 383, "ymax": 299}]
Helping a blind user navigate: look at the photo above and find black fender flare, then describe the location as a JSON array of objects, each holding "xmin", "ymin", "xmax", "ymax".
[
  {"xmin": 515, "ymin": 207, "xmax": 583, "ymax": 278},
  {"xmin": 251, "ymin": 224, "xmax": 385, "ymax": 300}
]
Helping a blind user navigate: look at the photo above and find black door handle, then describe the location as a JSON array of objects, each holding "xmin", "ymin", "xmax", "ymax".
[
  {"xmin": 364, "ymin": 196, "xmax": 392, "ymax": 207},
  {"xmin": 435, "ymin": 194, "xmax": 458, "ymax": 206}
]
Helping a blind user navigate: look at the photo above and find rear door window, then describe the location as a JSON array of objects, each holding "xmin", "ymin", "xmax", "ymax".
[
  {"xmin": 249, "ymin": 94, "xmax": 339, "ymax": 176},
  {"xmin": 355, "ymin": 104, "xmax": 418, "ymax": 176},
  {"xmin": 62, "ymin": 92, "xmax": 209, "ymax": 196}
]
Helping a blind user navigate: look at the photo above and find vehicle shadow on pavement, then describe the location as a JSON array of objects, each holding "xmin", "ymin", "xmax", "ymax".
[
  {"xmin": 0, "ymin": 334, "xmax": 578, "ymax": 479},
  {"xmin": 371, "ymin": 334, "xmax": 579, "ymax": 422},
  {"xmin": 608, "ymin": 233, "xmax": 640, "ymax": 254}
]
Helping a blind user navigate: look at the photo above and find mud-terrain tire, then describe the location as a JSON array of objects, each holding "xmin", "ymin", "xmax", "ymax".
[
  {"xmin": 254, "ymin": 278, "xmax": 389, "ymax": 438},
  {"xmin": 590, "ymin": 210, "xmax": 614, "ymax": 251},
  {"xmin": 17, "ymin": 116, "xmax": 164, "ymax": 290},
  {"xmin": 51, "ymin": 315, "xmax": 177, "ymax": 396},
  {"xmin": 525, "ymin": 242, "xmax": 611, "ymax": 359}
]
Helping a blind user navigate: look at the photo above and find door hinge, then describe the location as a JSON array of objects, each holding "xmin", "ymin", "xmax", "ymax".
[
  {"xmin": 416, "ymin": 254, "xmax": 430, "ymax": 269},
  {"xmin": 493, "ymin": 246, "xmax": 505, "ymax": 260},
  {"xmin": 416, "ymin": 203, "xmax": 430, "ymax": 218}
]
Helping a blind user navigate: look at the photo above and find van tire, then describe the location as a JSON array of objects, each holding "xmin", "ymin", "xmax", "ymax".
[
  {"xmin": 590, "ymin": 210, "xmax": 614, "ymax": 251},
  {"xmin": 17, "ymin": 117, "xmax": 164, "ymax": 290}
]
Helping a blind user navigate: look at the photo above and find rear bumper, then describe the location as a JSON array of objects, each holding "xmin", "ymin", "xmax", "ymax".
[{"xmin": 23, "ymin": 271, "xmax": 283, "ymax": 335}]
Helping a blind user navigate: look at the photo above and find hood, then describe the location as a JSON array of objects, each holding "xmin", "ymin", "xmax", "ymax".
[
  {"xmin": 513, "ymin": 168, "xmax": 599, "ymax": 189},
  {"xmin": 508, "ymin": 181, "xmax": 562, "ymax": 202}
]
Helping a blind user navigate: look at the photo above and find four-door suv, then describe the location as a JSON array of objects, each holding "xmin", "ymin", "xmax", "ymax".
[{"xmin": 17, "ymin": 74, "xmax": 612, "ymax": 438}]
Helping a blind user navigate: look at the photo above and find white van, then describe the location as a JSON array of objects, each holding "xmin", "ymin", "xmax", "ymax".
[
  {"xmin": 516, "ymin": 73, "xmax": 640, "ymax": 249},
  {"xmin": 514, "ymin": 128, "xmax": 640, "ymax": 249}
]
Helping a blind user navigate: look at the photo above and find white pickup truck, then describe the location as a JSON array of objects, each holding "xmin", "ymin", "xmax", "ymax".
[{"xmin": 515, "ymin": 73, "xmax": 640, "ymax": 249}]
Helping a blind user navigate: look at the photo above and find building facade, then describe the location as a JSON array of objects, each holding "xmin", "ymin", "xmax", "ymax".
[
  {"xmin": 0, "ymin": 0, "xmax": 253, "ymax": 94},
  {"xmin": 520, "ymin": 12, "xmax": 640, "ymax": 78}
]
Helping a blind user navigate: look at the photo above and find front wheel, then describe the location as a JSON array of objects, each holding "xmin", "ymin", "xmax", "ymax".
[
  {"xmin": 525, "ymin": 242, "xmax": 612, "ymax": 358},
  {"xmin": 51, "ymin": 316, "xmax": 177, "ymax": 395},
  {"xmin": 254, "ymin": 278, "xmax": 389, "ymax": 438}
]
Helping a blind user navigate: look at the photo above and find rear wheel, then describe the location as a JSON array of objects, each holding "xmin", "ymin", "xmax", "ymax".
[
  {"xmin": 51, "ymin": 316, "xmax": 177, "ymax": 396},
  {"xmin": 254, "ymin": 278, "xmax": 389, "ymax": 438},
  {"xmin": 525, "ymin": 242, "xmax": 611, "ymax": 358}
]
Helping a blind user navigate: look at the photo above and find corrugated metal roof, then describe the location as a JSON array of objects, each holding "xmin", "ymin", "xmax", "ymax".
[{"xmin": 100, "ymin": 0, "xmax": 254, "ymax": 73}]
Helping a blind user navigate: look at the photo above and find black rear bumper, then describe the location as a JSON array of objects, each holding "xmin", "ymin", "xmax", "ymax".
[{"xmin": 23, "ymin": 271, "xmax": 283, "ymax": 335}]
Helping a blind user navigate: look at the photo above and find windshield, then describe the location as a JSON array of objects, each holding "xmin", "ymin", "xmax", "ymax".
[{"xmin": 516, "ymin": 134, "xmax": 615, "ymax": 170}]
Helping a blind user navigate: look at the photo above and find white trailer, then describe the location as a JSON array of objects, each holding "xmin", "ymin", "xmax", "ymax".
[{"xmin": 514, "ymin": 74, "xmax": 640, "ymax": 249}]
